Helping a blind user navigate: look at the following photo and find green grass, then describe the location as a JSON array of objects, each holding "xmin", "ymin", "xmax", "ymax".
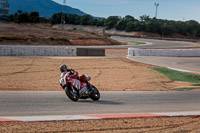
[
  {"xmin": 119, "ymin": 40, "xmax": 146, "ymax": 45},
  {"xmin": 128, "ymin": 41, "xmax": 146, "ymax": 45},
  {"xmin": 192, "ymin": 84, "xmax": 200, "ymax": 86},
  {"xmin": 153, "ymin": 67, "xmax": 200, "ymax": 91},
  {"xmin": 153, "ymin": 67, "xmax": 200, "ymax": 83},
  {"xmin": 176, "ymin": 87, "xmax": 200, "ymax": 91}
]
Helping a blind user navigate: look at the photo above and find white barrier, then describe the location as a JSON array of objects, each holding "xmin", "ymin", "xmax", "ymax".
[
  {"xmin": 0, "ymin": 45, "xmax": 77, "ymax": 56},
  {"xmin": 128, "ymin": 48, "xmax": 200, "ymax": 57},
  {"xmin": 0, "ymin": 45, "xmax": 105, "ymax": 56}
]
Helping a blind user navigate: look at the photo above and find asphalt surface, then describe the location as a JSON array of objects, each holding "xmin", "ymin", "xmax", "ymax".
[
  {"xmin": 0, "ymin": 91, "xmax": 200, "ymax": 116},
  {"xmin": 113, "ymin": 36, "xmax": 200, "ymax": 73},
  {"xmin": 128, "ymin": 56, "xmax": 200, "ymax": 73},
  {"xmin": 64, "ymin": 36, "xmax": 199, "ymax": 49},
  {"xmin": 111, "ymin": 36, "xmax": 200, "ymax": 48}
]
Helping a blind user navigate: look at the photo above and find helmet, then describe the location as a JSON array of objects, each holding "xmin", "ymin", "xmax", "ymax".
[{"xmin": 60, "ymin": 64, "xmax": 68, "ymax": 72}]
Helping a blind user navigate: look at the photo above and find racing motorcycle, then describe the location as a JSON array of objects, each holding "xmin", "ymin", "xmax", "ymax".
[{"xmin": 59, "ymin": 72, "xmax": 100, "ymax": 102}]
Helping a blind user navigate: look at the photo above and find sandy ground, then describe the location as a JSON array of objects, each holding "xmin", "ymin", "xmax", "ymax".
[
  {"xmin": 0, "ymin": 56, "xmax": 171, "ymax": 91},
  {"xmin": 105, "ymin": 48, "xmax": 128, "ymax": 57},
  {"xmin": 1, "ymin": 116, "xmax": 200, "ymax": 133}
]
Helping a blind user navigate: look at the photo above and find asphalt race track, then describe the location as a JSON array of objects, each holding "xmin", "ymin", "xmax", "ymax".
[
  {"xmin": 111, "ymin": 36, "xmax": 200, "ymax": 48},
  {"xmin": 64, "ymin": 36, "xmax": 200, "ymax": 49},
  {"xmin": 128, "ymin": 56, "xmax": 200, "ymax": 73},
  {"xmin": 1, "ymin": 38, "xmax": 200, "ymax": 118},
  {"xmin": 0, "ymin": 91, "xmax": 200, "ymax": 116}
]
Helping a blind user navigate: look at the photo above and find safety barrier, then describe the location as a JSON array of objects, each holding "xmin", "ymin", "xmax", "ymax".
[
  {"xmin": 0, "ymin": 45, "xmax": 105, "ymax": 56},
  {"xmin": 128, "ymin": 48, "xmax": 200, "ymax": 57}
]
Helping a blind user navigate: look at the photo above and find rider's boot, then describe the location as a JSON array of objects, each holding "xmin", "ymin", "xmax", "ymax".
[{"xmin": 79, "ymin": 86, "xmax": 88, "ymax": 96}]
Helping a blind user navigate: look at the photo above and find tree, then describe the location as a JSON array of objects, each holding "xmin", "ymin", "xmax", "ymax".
[
  {"xmin": 39, "ymin": 17, "xmax": 50, "ymax": 23},
  {"xmin": 145, "ymin": 18, "xmax": 163, "ymax": 34},
  {"xmin": 17, "ymin": 10, "xmax": 23, "ymax": 14},
  {"xmin": 124, "ymin": 15, "xmax": 135, "ymax": 22},
  {"xmin": 161, "ymin": 22, "xmax": 175, "ymax": 36},
  {"xmin": 104, "ymin": 16, "xmax": 120, "ymax": 29},
  {"xmin": 139, "ymin": 15, "xmax": 150, "ymax": 23},
  {"xmin": 115, "ymin": 15, "xmax": 136, "ymax": 31},
  {"xmin": 88, "ymin": 18, "xmax": 98, "ymax": 25},
  {"xmin": 13, "ymin": 13, "xmax": 19, "ymax": 23},
  {"xmin": 79, "ymin": 15, "xmax": 93, "ymax": 25},
  {"xmin": 18, "ymin": 12, "xmax": 29, "ymax": 23},
  {"xmin": 9, "ymin": 14, "xmax": 14, "ymax": 21},
  {"xmin": 185, "ymin": 20, "xmax": 200, "ymax": 37},
  {"xmin": 67, "ymin": 14, "xmax": 79, "ymax": 24},
  {"xmin": 29, "ymin": 12, "xmax": 39, "ymax": 23},
  {"xmin": 13, "ymin": 10, "xmax": 39, "ymax": 23},
  {"xmin": 13, "ymin": 10, "xmax": 23, "ymax": 23},
  {"xmin": 125, "ymin": 21, "xmax": 135, "ymax": 32},
  {"xmin": 96, "ymin": 19, "xmax": 105, "ymax": 27},
  {"xmin": 51, "ymin": 13, "xmax": 62, "ymax": 24},
  {"xmin": 115, "ymin": 19, "xmax": 127, "ymax": 31},
  {"xmin": 175, "ymin": 21, "xmax": 187, "ymax": 35}
]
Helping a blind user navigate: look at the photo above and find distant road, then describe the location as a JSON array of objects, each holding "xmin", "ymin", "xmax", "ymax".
[
  {"xmin": 128, "ymin": 56, "xmax": 200, "ymax": 73},
  {"xmin": 111, "ymin": 36, "xmax": 200, "ymax": 48},
  {"xmin": 64, "ymin": 36, "xmax": 200, "ymax": 49},
  {"xmin": 0, "ymin": 91, "xmax": 200, "ymax": 116}
]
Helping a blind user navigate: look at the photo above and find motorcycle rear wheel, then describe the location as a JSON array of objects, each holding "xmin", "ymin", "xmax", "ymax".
[{"xmin": 65, "ymin": 85, "xmax": 79, "ymax": 102}]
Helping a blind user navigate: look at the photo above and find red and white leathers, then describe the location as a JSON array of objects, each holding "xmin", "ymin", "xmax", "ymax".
[{"xmin": 59, "ymin": 69, "xmax": 90, "ymax": 95}]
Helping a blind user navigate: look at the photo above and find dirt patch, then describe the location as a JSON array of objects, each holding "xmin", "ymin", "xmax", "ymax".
[
  {"xmin": 1, "ymin": 116, "xmax": 200, "ymax": 132},
  {"xmin": 164, "ymin": 81, "xmax": 200, "ymax": 90},
  {"xmin": 164, "ymin": 81, "xmax": 199, "ymax": 88},
  {"xmin": 0, "ymin": 23, "xmax": 122, "ymax": 46},
  {"xmin": 0, "ymin": 57, "xmax": 170, "ymax": 91},
  {"xmin": 105, "ymin": 49, "xmax": 128, "ymax": 56}
]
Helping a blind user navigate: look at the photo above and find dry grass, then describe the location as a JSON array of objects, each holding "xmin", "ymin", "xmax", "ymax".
[{"xmin": 0, "ymin": 23, "xmax": 122, "ymax": 46}]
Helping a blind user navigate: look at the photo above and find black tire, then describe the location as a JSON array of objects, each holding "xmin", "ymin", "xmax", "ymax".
[
  {"xmin": 89, "ymin": 85, "xmax": 100, "ymax": 101},
  {"xmin": 65, "ymin": 85, "xmax": 79, "ymax": 102}
]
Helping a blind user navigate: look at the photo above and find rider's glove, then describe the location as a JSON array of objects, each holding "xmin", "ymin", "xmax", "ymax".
[{"xmin": 70, "ymin": 69, "xmax": 74, "ymax": 74}]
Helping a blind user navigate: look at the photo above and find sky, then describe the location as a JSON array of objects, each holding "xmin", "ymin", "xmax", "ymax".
[{"xmin": 53, "ymin": 0, "xmax": 200, "ymax": 22}]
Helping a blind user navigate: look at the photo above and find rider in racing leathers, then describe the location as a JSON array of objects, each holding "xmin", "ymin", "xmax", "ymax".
[{"xmin": 59, "ymin": 64, "xmax": 90, "ymax": 95}]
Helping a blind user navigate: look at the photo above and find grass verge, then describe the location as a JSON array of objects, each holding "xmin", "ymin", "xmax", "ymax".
[
  {"xmin": 153, "ymin": 67, "xmax": 200, "ymax": 91},
  {"xmin": 128, "ymin": 41, "xmax": 146, "ymax": 45},
  {"xmin": 176, "ymin": 87, "xmax": 200, "ymax": 91},
  {"xmin": 153, "ymin": 67, "xmax": 200, "ymax": 83},
  {"xmin": 119, "ymin": 40, "xmax": 146, "ymax": 45},
  {"xmin": 192, "ymin": 84, "xmax": 200, "ymax": 86}
]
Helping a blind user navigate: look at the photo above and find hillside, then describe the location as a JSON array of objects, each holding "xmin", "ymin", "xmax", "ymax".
[
  {"xmin": 0, "ymin": 23, "xmax": 122, "ymax": 46},
  {"xmin": 8, "ymin": 0, "xmax": 87, "ymax": 18}
]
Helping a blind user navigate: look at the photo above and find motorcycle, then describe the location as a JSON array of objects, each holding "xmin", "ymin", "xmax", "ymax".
[{"xmin": 59, "ymin": 72, "xmax": 100, "ymax": 102}]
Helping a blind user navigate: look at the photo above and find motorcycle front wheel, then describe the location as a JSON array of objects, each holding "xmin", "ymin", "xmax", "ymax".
[
  {"xmin": 65, "ymin": 85, "xmax": 79, "ymax": 102},
  {"xmin": 89, "ymin": 85, "xmax": 100, "ymax": 101}
]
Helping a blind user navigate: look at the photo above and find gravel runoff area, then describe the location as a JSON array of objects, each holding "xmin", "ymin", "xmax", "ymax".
[
  {"xmin": 1, "ymin": 116, "xmax": 200, "ymax": 132},
  {"xmin": 0, "ymin": 56, "xmax": 171, "ymax": 91}
]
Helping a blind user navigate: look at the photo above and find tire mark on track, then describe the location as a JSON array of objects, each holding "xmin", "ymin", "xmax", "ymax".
[{"xmin": 0, "ymin": 58, "xmax": 35, "ymax": 77}]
